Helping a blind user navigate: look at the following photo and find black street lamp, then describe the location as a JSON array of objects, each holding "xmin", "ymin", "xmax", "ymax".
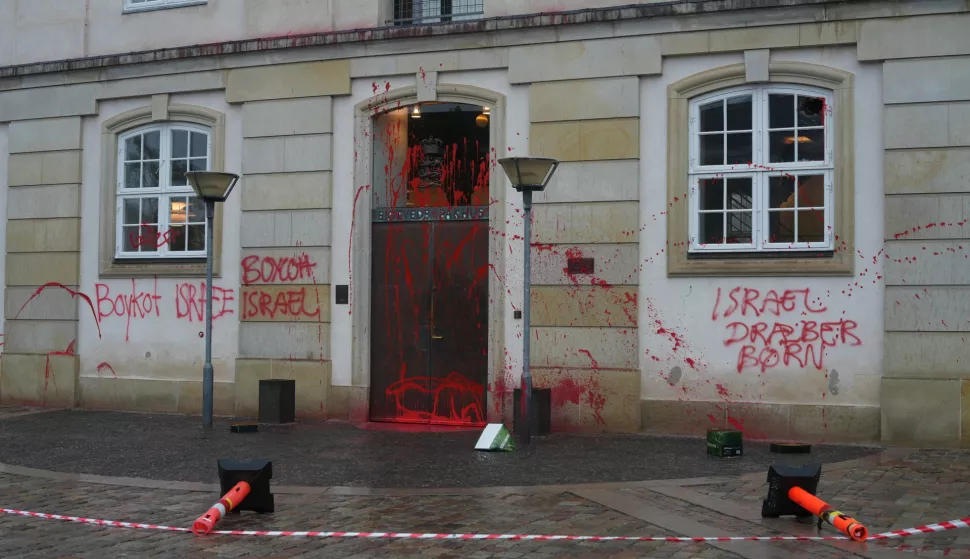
[
  {"xmin": 497, "ymin": 156, "xmax": 559, "ymax": 446},
  {"xmin": 185, "ymin": 171, "xmax": 240, "ymax": 429}
]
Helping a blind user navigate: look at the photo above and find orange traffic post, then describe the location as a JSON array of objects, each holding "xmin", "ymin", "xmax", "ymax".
[
  {"xmin": 192, "ymin": 481, "xmax": 252, "ymax": 536},
  {"xmin": 788, "ymin": 486, "xmax": 868, "ymax": 542}
]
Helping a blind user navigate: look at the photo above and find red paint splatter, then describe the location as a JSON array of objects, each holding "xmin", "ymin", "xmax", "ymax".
[
  {"xmin": 347, "ymin": 184, "xmax": 370, "ymax": 315},
  {"xmin": 578, "ymin": 349, "xmax": 599, "ymax": 369},
  {"xmin": 96, "ymin": 362, "xmax": 118, "ymax": 378},
  {"xmin": 385, "ymin": 372, "xmax": 485, "ymax": 425},
  {"xmin": 43, "ymin": 340, "xmax": 76, "ymax": 405},
  {"xmin": 15, "ymin": 283, "xmax": 102, "ymax": 339}
]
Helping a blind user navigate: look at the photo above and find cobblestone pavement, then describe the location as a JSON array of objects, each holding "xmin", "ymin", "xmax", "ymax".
[
  {"xmin": 0, "ymin": 407, "xmax": 966, "ymax": 558},
  {"xmin": 0, "ymin": 472, "xmax": 743, "ymax": 559},
  {"xmin": 687, "ymin": 449, "xmax": 970, "ymax": 557},
  {"xmin": 0, "ymin": 409, "xmax": 881, "ymax": 487}
]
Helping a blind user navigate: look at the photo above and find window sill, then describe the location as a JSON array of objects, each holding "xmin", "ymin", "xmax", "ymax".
[
  {"xmin": 688, "ymin": 250, "xmax": 835, "ymax": 260},
  {"xmin": 123, "ymin": 0, "xmax": 207, "ymax": 14},
  {"xmin": 100, "ymin": 257, "xmax": 222, "ymax": 279},
  {"xmin": 669, "ymin": 250, "xmax": 852, "ymax": 277}
]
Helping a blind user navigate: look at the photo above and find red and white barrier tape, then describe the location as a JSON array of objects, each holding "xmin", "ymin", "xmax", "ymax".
[
  {"xmin": 2, "ymin": 507, "xmax": 968, "ymax": 544},
  {"xmin": 1, "ymin": 508, "xmax": 188, "ymax": 533}
]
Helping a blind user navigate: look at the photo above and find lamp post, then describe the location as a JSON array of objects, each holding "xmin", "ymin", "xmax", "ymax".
[
  {"xmin": 186, "ymin": 171, "xmax": 240, "ymax": 429},
  {"xmin": 497, "ymin": 156, "xmax": 559, "ymax": 446}
]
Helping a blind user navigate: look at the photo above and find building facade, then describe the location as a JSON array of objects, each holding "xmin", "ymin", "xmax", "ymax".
[{"xmin": 0, "ymin": 0, "xmax": 966, "ymax": 447}]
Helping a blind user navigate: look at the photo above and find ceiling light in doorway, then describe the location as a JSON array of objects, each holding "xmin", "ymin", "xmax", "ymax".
[
  {"xmin": 411, "ymin": 105, "xmax": 421, "ymax": 118},
  {"xmin": 476, "ymin": 113, "xmax": 489, "ymax": 128}
]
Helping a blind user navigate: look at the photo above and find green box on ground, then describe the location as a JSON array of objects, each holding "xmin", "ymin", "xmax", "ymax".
[{"xmin": 707, "ymin": 428, "xmax": 743, "ymax": 457}]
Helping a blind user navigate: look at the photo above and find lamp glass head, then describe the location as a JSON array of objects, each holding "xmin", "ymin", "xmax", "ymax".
[
  {"xmin": 498, "ymin": 157, "xmax": 559, "ymax": 192},
  {"xmin": 186, "ymin": 171, "xmax": 240, "ymax": 202}
]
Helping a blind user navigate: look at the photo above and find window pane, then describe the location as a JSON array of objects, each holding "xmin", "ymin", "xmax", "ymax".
[
  {"xmin": 190, "ymin": 132, "xmax": 207, "ymax": 157},
  {"xmin": 769, "ymin": 94, "xmax": 795, "ymax": 128},
  {"xmin": 142, "ymin": 161, "xmax": 160, "ymax": 189},
  {"xmin": 125, "ymin": 162, "xmax": 142, "ymax": 188},
  {"xmin": 141, "ymin": 197, "xmax": 159, "ymax": 223},
  {"xmin": 797, "ymin": 129, "xmax": 825, "ymax": 162},
  {"xmin": 725, "ymin": 132, "xmax": 752, "ymax": 165},
  {"xmin": 122, "ymin": 226, "xmax": 142, "ymax": 252},
  {"xmin": 189, "ymin": 158, "xmax": 207, "ymax": 172},
  {"xmin": 726, "ymin": 178, "xmax": 753, "ymax": 210},
  {"xmin": 143, "ymin": 131, "xmax": 161, "ymax": 160},
  {"xmin": 699, "ymin": 213, "xmax": 724, "ymax": 245},
  {"xmin": 769, "ymin": 175, "xmax": 795, "ymax": 209},
  {"xmin": 769, "ymin": 132, "xmax": 796, "ymax": 163},
  {"xmin": 170, "ymin": 197, "xmax": 187, "ymax": 224},
  {"xmin": 188, "ymin": 197, "xmax": 205, "ymax": 223},
  {"xmin": 171, "ymin": 160, "xmax": 188, "ymax": 186},
  {"xmin": 798, "ymin": 175, "xmax": 825, "ymax": 208},
  {"xmin": 700, "ymin": 100, "xmax": 723, "ymax": 132},
  {"xmin": 797, "ymin": 210, "xmax": 825, "ymax": 243},
  {"xmin": 768, "ymin": 211, "xmax": 795, "ymax": 244},
  {"xmin": 125, "ymin": 136, "xmax": 142, "ymax": 161},
  {"xmin": 186, "ymin": 225, "xmax": 206, "ymax": 251},
  {"xmin": 168, "ymin": 226, "xmax": 187, "ymax": 252},
  {"xmin": 172, "ymin": 130, "xmax": 188, "ymax": 158},
  {"xmin": 700, "ymin": 134, "xmax": 724, "ymax": 166},
  {"xmin": 130, "ymin": 224, "xmax": 160, "ymax": 252},
  {"xmin": 726, "ymin": 96, "xmax": 752, "ymax": 131},
  {"xmin": 123, "ymin": 199, "xmax": 140, "ymax": 225},
  {"xmin": 798, "ymin": 96, "xmax": 825, "ymax": 127},
  {"xmin": 699, "ymin": 178, "xmax": 723, "ymax": 211},
  {"xmin": 725, "ymin": 212, "xmax": 752, "ymax": 244}
]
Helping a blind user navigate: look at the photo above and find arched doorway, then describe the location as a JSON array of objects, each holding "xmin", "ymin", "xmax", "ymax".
[{"xmin": 351, "ymin": 85, "xmax": 507, "ymax": 428}]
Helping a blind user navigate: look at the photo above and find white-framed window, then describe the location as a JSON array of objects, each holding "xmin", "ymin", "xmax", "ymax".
[
  {"xmin": 124, "ymin": 0, "xmax": 207, "ymax": 13},
  {"xmin": 392, "ymin": 0, "xmax": 484, "ymax": 24},
  {"xmin": 115, "ymin": 124, "xmax": 211, "ymax": 260},
  {"xmin": 688, "ymin": 85, "xmax": 834, "ymax": 254}
]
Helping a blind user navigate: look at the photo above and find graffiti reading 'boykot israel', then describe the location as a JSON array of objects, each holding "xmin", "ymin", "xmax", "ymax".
[
  {"xmin": 240, "ymin": 253, "xmax": 318, "ymax": 285},
  {"xmin": 240, "ymin": 253, "xmax": 323, "ymax": 320},
  {"xmin": 712, "ymin": 287, "xmax": 862, "ymax": 373},
  {"xmin": 96, "ymin": 279, "xmax": 235, "ymax": 341},
  {"xmin": 241, "ymin": 288, "xmax": 322, "ymax": 320}
]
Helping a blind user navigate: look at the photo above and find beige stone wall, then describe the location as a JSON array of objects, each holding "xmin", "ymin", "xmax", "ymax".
[
  {"xmin": 1, "ymin": 117, "xmax": 83, "ymax": 406},
  {"xmin": 863, "ymin": 12, "xmax": 970, "ymax": 448},
  {"xmin": 3, "ymin": 0, "xmax": 970, "ymax": 446},
  {"xmin": 527, "ymin": 74, "xmax": 642, "ymax": 433},
  {"xmin": 229, "ymin": 60, "xmax": 349, "ymax": 419}
]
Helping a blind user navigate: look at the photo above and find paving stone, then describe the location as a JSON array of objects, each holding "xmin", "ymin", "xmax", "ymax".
[
  {"xmin": 0, "ymin": 409, "xmax": 880, "ymax": 487},
  {"xmin": 687, "ymin": 449, "xmax": 970, "ymax": 556},
  {"xmin": 0, "ymin": 472, "xmax": 749, "ymax": 558},
  {"xmin": 2, "ymin": 410, "xmax": 967, "ymax": 557}
]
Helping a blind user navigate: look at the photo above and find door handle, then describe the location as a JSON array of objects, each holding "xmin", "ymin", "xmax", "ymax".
[{"xmin": 430, "ymin": 287, "xmax": 444, "ymax": 340}]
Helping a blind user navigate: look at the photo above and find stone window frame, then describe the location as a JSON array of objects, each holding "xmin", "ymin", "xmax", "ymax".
[
  {"xmin": 123, "ymin": 0, "xmax": 207, "ymax": 14},
  {"xmin": 100, "ymin": 104, "xmax": 225, "ymax": 278},
  {"xmin": 115, "ymin": 123, "xmax": 212, "ymax": 260},
  {"xmin": 667, "ymin": 61, "xmax": 855, "ymax": 277}
]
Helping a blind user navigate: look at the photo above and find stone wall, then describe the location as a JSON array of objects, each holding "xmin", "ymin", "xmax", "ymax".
[
  {"xmin": 522, "ymin": 36, "xmax": 649, "ymax": 432},
  {"xmin": 1, "ymin": 0, "xmax": 969, "ymax": 446},
  {"xmin": 862, "ymin": 13, "xmax": 970, "ymax": 447},
  {"xmin": 2, "ymin": 117, "xmax": 83, "ymax": 407},
  {"xmin": 231, "ymin": 60, "xmax": 350, "ymax": 419}
]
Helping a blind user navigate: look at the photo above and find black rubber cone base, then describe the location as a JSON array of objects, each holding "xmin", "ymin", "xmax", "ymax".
[{"xmin": 769, "ymin": 442, "xmax": 812, "ymax": 454}]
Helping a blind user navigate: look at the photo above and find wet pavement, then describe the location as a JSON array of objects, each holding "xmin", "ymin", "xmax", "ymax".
[
  {"xmin": 0, "ymin": 409, "xmax": 882, "ymax": 487},
  {"xmin": 1, "ymin": 406, "xmax": 968, "ymax": 558}
]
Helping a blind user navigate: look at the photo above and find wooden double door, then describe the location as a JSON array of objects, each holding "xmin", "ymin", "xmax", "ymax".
[{"xmin": 369, "ymin": 216, "xmax": 489, "ymax": 426}]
